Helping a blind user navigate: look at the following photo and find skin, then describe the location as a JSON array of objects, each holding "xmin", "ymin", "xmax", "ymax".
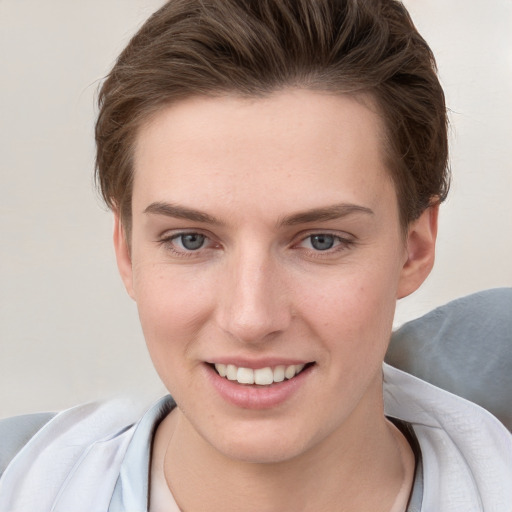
[{"xmin": 114, "ymin": 89, "xmax": 438, "ymax": 511}]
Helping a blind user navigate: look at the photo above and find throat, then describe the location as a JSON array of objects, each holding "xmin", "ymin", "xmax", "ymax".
[
  {"xmin": 386, "ymin": 419, "xmax": 417, "ymax": 512},
  {"xmin": 156, "ymin": 415, "xmax": 413, "ymax": 512}
]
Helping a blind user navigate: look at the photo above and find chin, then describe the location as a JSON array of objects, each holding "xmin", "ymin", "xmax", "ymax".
[
  {"xmin": 203, "ymin": 418, "xmax": 319, "ymax": 465},
  {"xmin": 218, "ymin": 438, "xmax": 306, "ymax": 465}
]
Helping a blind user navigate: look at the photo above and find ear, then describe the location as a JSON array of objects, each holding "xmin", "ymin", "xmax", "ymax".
[
  {"xmin": 397, "ymin": 205, "xmax": 439, "ymax": 299},
  {"xmin": 113, "ymin": 212, "xmax": 135, "ymax": 300}
]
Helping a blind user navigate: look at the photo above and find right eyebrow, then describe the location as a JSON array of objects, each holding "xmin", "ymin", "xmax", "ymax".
[{"xmin": 143, "ymin": 201, "xmax": 224, "ymax": 226}]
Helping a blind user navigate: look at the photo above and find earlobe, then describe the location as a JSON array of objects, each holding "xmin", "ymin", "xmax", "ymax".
[
  {"xmin": 397, "ymin": 205, "xmax": 439, "ymax": 299},
  {"xmin": 113, "ymin": 213, "xmax": 136, "ymax": 300}
]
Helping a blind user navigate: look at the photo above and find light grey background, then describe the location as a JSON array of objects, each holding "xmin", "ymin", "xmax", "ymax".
[{"xmin": 1, "ymin": 0, "xmax": 511, "ymax": 418}]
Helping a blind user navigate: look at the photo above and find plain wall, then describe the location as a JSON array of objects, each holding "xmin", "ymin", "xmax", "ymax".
[{"xmin": 1, "ymin": 0, "xmax": 511, "ymax": 418}]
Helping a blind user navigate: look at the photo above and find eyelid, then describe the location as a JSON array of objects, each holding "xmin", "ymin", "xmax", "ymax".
[
  {"xmin": 157, "ymin": 227, "xmax": 216, "ymax": 241},
  {"xmin": 155, "ymin": 228, "xmax": 356, "ymax": 258},
  {"xmin": 294, "ymin": 228, "xmax": 355, "ymax": 244},
  {"xmin": 293, "ymin": 230, "xmax": 356, "ymax": 254},
  {"xmin": 157, "ymin": 229, "xmax": 220, "ymax": 256}
]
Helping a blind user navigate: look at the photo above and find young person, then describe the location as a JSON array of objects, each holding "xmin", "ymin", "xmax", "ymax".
[{"xmin": 1, "ymin": 1, "xmax": 511, "ymax": 511}]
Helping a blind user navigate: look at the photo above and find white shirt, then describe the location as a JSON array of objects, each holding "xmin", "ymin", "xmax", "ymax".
[{"xmin": 1, "ymin": 364, "xmax": 511, "ymax": 511}]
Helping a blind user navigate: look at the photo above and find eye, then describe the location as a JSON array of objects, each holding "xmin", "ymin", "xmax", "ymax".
[
  {"xmin": 177, "ymin": 233, "xmax": 206, "ymax": 250},
  {"xmin": 171, "ymin": 233, "xmax": 206, "ymax": 251},
  {"xmin": 308, "ymin": 234, "xmax": 336, "ymax": 251},
  {"xmin": 158, "ymin": 231, "xmax": 213, "ymax": 255},
  {"xmin": 295, "ymin": 232, "xmax": 354, "ymax": 255}
]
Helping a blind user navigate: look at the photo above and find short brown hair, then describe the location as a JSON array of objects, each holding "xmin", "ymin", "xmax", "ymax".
[{"xmin": 95, "ymin": 0, "xmax": 449, "ymax": 235}]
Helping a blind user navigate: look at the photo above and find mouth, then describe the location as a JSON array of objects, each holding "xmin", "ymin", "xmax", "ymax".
[
  {"xmin": 210, "ymin": 362, "xmax": 315, "ymax": 386},
  {"xmin": 205, "ymin": 360, "xmax": 316, "ymax": 409}
]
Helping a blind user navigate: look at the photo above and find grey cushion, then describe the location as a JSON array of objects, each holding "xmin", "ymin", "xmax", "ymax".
[{"xmin": 386, "ymin": 288, "xmax": 512, "ymax": 430}]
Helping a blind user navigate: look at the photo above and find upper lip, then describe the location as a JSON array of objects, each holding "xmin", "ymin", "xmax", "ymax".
[{"xmin": 205, "ymin": 357, "xmax": 314, "ymax": 369}]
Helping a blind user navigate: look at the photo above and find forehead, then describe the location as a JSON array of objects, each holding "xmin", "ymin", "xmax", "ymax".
[{"xmin": 132, "ymin": 89, "xmax": 394, "ymax": 219}]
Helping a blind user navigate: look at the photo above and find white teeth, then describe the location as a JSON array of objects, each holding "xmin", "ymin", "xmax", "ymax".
[
  {"xmin": 254, "ymin": 367, "xmax": 274, "ymax": 385},
  {"xmin": 237, "ymin": 367, "xmax": 255, "ymax": 384},
  {"xmin": 226, "ymin": 364, "xmax": 238, "ymax": 381},
  {"xmin": 284, "ymin": 365, "xmax": 296, "ymax": 379},
  {"xmin": 214, "ymin": 363, "xmax": 308, "ymax": 385},
  {"xmin": 273, "ymin": 365, "xmax": 285, "ymax": 382},
  {"xmin": 216, "ymin": 363, "xmax": 227, "ymax": 377}
]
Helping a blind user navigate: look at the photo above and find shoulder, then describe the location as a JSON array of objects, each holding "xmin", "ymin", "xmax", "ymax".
[
  {"xmin": 0, "ymin": 412, "xmax": 56, "ymax": 478},
  {"xmin": 383, "ymin": 364, "xmax": 512, "ymax": 512},
  {"xmin": 0, "ymin": 398, "xmax": 150, "ymax": 511},
  {"xmin": 0, "ymin": 400, "xmax": 140, "ymax": 478}
]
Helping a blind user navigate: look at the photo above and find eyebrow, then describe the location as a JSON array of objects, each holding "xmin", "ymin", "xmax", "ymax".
[
  {"xmin": 279, "ymin": 203, "xmax": 374, "ymax": 226},
  {"xmin": 144, "ymin": 201, "xmax": 374, "ymax": 227},
  {"xmin": 144, "ymin": 202, "xmax": 224, "ymax": 225}
]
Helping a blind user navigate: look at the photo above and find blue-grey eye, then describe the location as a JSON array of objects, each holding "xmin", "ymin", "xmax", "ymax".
[
  {"xmin": 310, "ymin": 234, "xmax": 335, "ymax": 251},
  {"xmin": 179, "ymin": 233, "xmax": 205, "ymax": 250}
]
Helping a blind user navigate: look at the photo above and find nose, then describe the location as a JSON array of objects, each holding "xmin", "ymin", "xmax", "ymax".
[{"xmin": 216, "ymin": 246, "xmax": 292, "ymax": 344}]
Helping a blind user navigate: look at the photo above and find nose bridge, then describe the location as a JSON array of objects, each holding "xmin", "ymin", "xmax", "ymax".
[{"xmin": 218, "ymin": 242, "xmax": 290, "ymax": 343}]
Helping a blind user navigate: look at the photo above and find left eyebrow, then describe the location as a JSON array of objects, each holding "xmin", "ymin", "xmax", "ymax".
[{"xmin": 279, "ymin": 203, "xmax": 374, "ymax": 226}]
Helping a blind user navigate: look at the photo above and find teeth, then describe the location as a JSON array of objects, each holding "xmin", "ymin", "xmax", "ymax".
[
  {"xmin": 284, "ymin": 365, "xmax": 296, "ymax": 379},
  {"xmin": 237, "ymin": 367, "xmax": 254, "ymax": 384},
  {"xmin": 254, "ymin": 367, "xmax": 274, "ymax": 385},
  {"xmin": 216, "ymin": 363, "xmax": 227, "ymax": 377},
  {"xmin": 214, "ymin": 363, "xmax": 307, "ymax": 386},
  {"xmin": 226, "ymin": 364, "xmax": 237, "ymax": 381},
  {"xmin": 273, "ymin": 365, "xmax": 285, "ymax": 383}
]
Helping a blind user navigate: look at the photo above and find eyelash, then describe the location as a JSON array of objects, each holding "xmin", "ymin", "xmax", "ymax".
[
  {"xmin": 157, "ymin": 231, "xmax": 355, "ymax": 258},
  {"xmin": 295, "ymin": 232, "xmax": 355, "ymax": 257},
  {"xmin": 158, "ymin": 231, "xmax": 217, "ymax": 258}
]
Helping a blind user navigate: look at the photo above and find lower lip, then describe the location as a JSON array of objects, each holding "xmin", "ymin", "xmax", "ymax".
[{"xmin": 205, "ymin": 364, "xmax": 313, "ymax": 410}]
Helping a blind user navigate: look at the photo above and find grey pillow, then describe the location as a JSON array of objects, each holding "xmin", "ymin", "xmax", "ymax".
[{"xmin": 386, "ymin": 288, "xmax": 512, "ymax": 430}]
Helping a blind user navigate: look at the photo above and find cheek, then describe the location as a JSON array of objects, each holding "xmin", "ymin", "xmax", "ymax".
[
  {"xmin": 132, "ymin": 264, "xmax": 215, "ymax": 365},
  {"xmin": 296, "ymin": 258, "xmax": 400, "ymax": 354}
]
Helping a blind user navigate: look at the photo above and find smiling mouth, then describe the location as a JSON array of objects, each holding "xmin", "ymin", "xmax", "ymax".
[{"xmin": 211, "ymin": 362, "xmax": 314, "ymax": 386}]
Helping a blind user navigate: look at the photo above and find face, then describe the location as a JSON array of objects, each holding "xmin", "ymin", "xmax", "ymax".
[{"xmin": 115, "ymin": 89, "xmax": 436, "ymax": 464}]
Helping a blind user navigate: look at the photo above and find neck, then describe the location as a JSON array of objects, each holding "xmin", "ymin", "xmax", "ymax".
[{"xmin": 155, "ymin": 383, "xmax": 413, "ymax": 512}]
